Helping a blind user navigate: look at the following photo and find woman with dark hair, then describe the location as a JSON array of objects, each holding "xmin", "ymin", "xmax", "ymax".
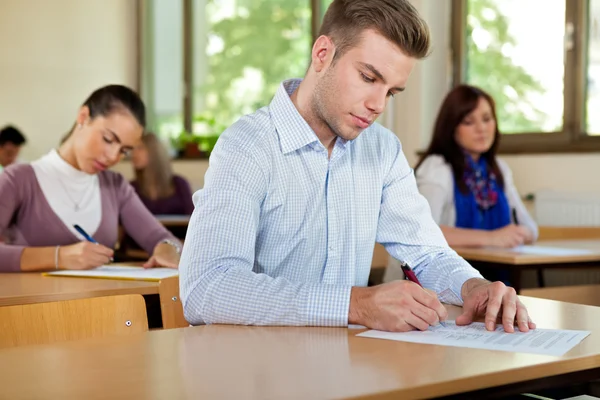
[
  {"xmin": 415, "ymin": 84, "xmax": 538, "ymax": 248},
  {"xmin": 0, "ymin": 84, "xmax": 182, "ymax": 272}
]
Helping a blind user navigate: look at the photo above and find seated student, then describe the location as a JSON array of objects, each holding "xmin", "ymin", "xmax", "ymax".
[
  {"xmin": 179, "ymin": 0, "xmax": 535, "ymax": 334},
  {"xmin": 0, "ymin": 84, "xmax": 182, "ymax": 272},
  {"xmin": 130, "ymin": 133, "xmax": 194, "ymax": 216},
  {"xmin": 0, "ymin": 125, "xmax": 27, "ymax": 171},
  {"xmin": 413, "ymin": 84, "xmax": 538, "ymax": 248}
]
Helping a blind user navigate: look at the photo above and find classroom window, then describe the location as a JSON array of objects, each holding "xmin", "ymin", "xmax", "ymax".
[
  {"xmin": 452, "ymin": 0, "xmax": 600, "ymax": 152},
  {"xmin": 141, "ymin": 0, "xmax": 326, "ymax": 158}
]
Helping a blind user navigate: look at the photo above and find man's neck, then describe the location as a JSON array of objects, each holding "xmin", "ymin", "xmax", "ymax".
[{"xmin": 289, "ymin": 80, "xmax": 337, "ymax": 156}]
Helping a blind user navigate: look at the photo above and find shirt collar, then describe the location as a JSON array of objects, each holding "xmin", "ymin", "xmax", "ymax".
[{"xmin": 270, "ymin": 79, "xmax": 326, "ymax": 154}]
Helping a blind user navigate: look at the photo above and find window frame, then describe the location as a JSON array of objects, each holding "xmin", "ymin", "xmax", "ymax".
[
  {"xmin": 451, "ymin": 0, "xmax": 600, "ymax": 153},
  {"xmin": 138, "ymin": 0, "xmax": 323, "ymax": 159}
]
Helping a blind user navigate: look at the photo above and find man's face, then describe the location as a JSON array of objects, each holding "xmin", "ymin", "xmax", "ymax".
[
  {"xmin": 312, "ymin": 29, "xmax": 417, "ymax": 142},
  {"xmin": 0, "ymin": 143, "xmax": 21, "ymax": 167}
]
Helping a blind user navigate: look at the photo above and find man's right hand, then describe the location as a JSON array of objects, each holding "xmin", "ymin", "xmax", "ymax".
[
  {"xmin": 58, "ymin": 242, "xmax": 114, "ymax": 270},
  {"xmin": 348, "ymin": 280, "xmax": 448, "ymax": 332}
]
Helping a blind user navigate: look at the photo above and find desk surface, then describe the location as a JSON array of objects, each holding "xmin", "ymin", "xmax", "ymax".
[
  {"xmin": 155, "ymin": 214, "xmax": 190, "ymax": 227},
  {"xmin": 0, "ymin": 296, "xmax": 598, "ymax": 399},
  {"xmin": 0, "ymin": 273, "xmax": 159, "ymax": 307},
  {"xmin": 454, "ymin": 239, "xmax": 600, "ymax": 265}
]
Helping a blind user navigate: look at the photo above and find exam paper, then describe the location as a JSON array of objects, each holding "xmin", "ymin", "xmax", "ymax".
[
  {"xmin": 45, "ymin": 266, "xmax": 179, "ymax": 281},
  {"xmin": 509, "ymin": 245, "xmax": 594, "ymax": 256},
  {"xmin": 357, "ymin": 321, "xmax": 590, "ymax": 356}
]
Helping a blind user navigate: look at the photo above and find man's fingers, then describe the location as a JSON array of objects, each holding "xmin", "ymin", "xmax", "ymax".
[
  {"xmin": 413, "ymin": 287, "xmax": 447, "ymax": 322},
  {"xmin": 501, "ymin": 294, "xmax": 517, "ymax": 333},
  {"xmin": 515, "ymin": 301, "xmax": 531, "ymax": 332},
  {"xmin": 484, "ymin": 284, "xmax": 504, "ymax": 331},
  {"xmin": 410, "ymin": 301, "xmax": 441, "ymax": 327},
  {"xmin": 406, "ymin": 310, "xmax": 431, "ymax": 332}
]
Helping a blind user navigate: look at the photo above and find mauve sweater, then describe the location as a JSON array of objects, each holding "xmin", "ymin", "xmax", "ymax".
[{"xmin": 0, "ymin": 164, "xmax": 178, "ymax": 272}]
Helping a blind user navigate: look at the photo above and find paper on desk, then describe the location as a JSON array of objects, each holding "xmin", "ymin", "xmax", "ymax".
[
  {"xmin": 509, "ymin": 245, "xmax": 594, "ymax": 256},
  {"xmin": 44, "ymin": 266, "xmax": 178, "ymax": 281},
  {"xmin": 357, "ymin": 321, "xmax": 590, "ymax": 356}
]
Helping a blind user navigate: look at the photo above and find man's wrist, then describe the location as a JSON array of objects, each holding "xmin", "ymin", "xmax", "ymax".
[
  {"xmin": 348, "ymin": 286, "xmax": 370, "ymax": 325},
  {"xmin": 461, "ymin": 277, "xmax": 489, "ymax": 299}
]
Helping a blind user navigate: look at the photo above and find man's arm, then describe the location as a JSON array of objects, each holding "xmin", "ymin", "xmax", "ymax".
[
  {"xmin": 179, "ymin": 139, "xmax": 352, "ymax": 326},
  {"xmin": 376, "ymin": 138, "xmax": 483, "ymax": 305}
]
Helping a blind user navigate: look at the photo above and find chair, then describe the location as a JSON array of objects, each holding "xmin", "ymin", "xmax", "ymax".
[{"xmin": 0, "ymin": 294, "xmax": 148, "ymax": 349}]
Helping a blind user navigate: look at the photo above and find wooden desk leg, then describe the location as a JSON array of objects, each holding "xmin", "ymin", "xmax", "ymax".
[{"xmin": 158, "ymin": 277, "xmax": 189, "ymax": 329}]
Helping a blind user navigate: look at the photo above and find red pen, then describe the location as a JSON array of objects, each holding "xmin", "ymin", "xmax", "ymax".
[
  {"xmin": 400, "ymin": 261, "xmax": 447, "ymax": 327},
  {"xmin": 400, "ymin": 262, "xmax": 422, "ymax": 287}
]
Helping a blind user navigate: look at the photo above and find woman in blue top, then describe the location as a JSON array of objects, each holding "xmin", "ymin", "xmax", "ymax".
[{"xmin": 414, "ymin": 84, "xmax": 538, "ymax": 248}]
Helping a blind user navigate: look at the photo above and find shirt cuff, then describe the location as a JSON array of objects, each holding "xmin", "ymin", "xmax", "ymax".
[
  {"xmin": 442, "ymin": 269, "xmax": 484, "ymax": 306},
  {"xmin": 305, "ymin": 284, "xmax": 352, "ymax": 326}
]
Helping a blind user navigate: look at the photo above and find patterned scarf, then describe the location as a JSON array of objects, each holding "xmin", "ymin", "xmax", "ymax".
[
  {"xmin": 463, "ymin": 155, "xmax": 498, "ymax": 210},
  {"xmin": 454, "ymin": 154, "xmax": 510, "ymax": 230}
]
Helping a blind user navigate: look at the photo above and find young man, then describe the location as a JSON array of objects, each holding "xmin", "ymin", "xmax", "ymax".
[
  {"xmin": 180, "ymin": 0, "xmax": 535, "ymax": 333},
  {"xmin": 0, "ymin": 126, "xmax": 27, "ymax": 170}
]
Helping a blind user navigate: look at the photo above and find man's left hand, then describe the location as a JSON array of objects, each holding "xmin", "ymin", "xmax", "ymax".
[{"xmin": 456, "ymin": 278, "xmax": 536, "ymax": 333}]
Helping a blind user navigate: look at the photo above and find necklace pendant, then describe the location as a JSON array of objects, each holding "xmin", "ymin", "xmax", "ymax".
[{"xmin": 74, "ymin": 204, "xmax": 79, "ymax": 212}]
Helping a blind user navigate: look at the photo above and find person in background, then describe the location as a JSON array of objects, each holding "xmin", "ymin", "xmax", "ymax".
[
  {"xmin": 0, "ymin": 125, "xmax": 27, "ymax": 171},
  {"xmin": 0, "ymin": 84, "xmax": 182, "ymax": 272},
  {"xmin": 130, "ymin": 133, "xmax": 194, "ymax": 216},
  {"xmin": 179, "ymin": 0, "xmax": 535, "ymax": 334},
  {"xmin": 411, "ymin": 84, "xmax": 538, "ymax": 248}
]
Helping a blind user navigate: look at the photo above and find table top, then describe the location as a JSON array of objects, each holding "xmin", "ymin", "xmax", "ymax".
[
  {"xmin": 0, "ymin": 296, "xmax": 598, "ymax": 399},
  {"xmin": 155, "ymin": 214, "xmax": 190, "ymax": 227},
  {"xmin": 0, "ymin": 272, "xmax": 159, "ymax": 307},
  {"xmin": 454, "ymin": 239, "xmax": 600, "ymax": 265}
]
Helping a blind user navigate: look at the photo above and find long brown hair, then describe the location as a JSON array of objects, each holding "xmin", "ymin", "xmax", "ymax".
[
  {"xmin": 415, "ymin": 84, "xmax": 504, "ymax": 194},
  {"xmin": 134, "ymin": 133, "xmax": 175, "ymax": 199}
]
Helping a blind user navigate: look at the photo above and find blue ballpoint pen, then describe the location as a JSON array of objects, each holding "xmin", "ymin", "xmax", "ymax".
[{"xmin": 73, "ymin": 224, "xmax": 114, "ymax": 262}]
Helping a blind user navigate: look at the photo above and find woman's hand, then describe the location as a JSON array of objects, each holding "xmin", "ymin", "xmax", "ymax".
[
  {"xmin": 143, "ymin": 242, "xmax": 180, "ymax": 269},
  {"xmin": 486, "ymin": 224, "xmax": 531, "ymax": 248},
  {"xmin": 58, "ymin": 242, "xmax": 114, "ymax": 270}
]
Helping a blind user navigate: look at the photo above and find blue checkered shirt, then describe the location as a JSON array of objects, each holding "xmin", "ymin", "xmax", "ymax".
[{"xmin": 179, "ymin": 79, "xmax": 483, "ymax": 326}]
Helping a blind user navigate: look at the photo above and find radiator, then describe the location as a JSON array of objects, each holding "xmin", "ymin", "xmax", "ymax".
[
  {"xmin": 535, "ymin": 190, "xmax": 600, "ymax": 226},
  {"xmin": 531, "ymin": 190, "xmax": 600, "ymax": 287}
]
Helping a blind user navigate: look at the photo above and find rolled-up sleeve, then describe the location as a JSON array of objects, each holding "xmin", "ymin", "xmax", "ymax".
[{"xmin": 377, "ymin": 142, "xmax": 483, "ymax": 305}]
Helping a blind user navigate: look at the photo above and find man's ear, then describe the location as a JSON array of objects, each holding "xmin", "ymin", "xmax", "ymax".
[{"xmin": 311, "ymin": 35, "xmax": 335, "ymax": 73}]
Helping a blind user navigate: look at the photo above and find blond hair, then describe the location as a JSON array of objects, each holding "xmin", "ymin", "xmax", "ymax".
[{"xmin": 134, "ymin": 133, "xmax": 175, "ymax": 199}]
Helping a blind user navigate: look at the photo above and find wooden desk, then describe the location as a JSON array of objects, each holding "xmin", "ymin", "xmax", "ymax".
[
  {"xmin": 0, "ymin": 297, "xmax": 598, "ymax": 399},
  {"xmin": 155, "ymin": 214, "xmax": 190, "ymax": 227},
  {"xmin": 0, "ymin": 270, "xmax": 186, "ymax": 329},
  {"xmin": 0, "ymin": 273, "xmax": 159, "ymax": 307},
  {"xmin": 454, "ymin": 239, "xmax": 600, "ymax": 293}
]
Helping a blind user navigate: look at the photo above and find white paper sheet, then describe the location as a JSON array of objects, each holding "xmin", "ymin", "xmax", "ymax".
[
  {"xmin": 357, "ymin": 321, "xmax": 590, "ymax": 356},
  {"xmin": 509, "ymin": 245, "xmax": 595, "ymax": 256},
  {"xmin": 45, "ymin": 266, "xmax": 178, "ymax": 281}
]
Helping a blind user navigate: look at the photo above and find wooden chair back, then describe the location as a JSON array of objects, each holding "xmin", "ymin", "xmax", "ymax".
[{"xmin": 0, "ymin": 294, "xmax": 148, "ymax": 349}]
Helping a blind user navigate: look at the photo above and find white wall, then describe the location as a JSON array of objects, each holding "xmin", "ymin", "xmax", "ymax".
[{"xmin": 0, "ymin": 0, "xmax": 138, "ymax": 161}]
